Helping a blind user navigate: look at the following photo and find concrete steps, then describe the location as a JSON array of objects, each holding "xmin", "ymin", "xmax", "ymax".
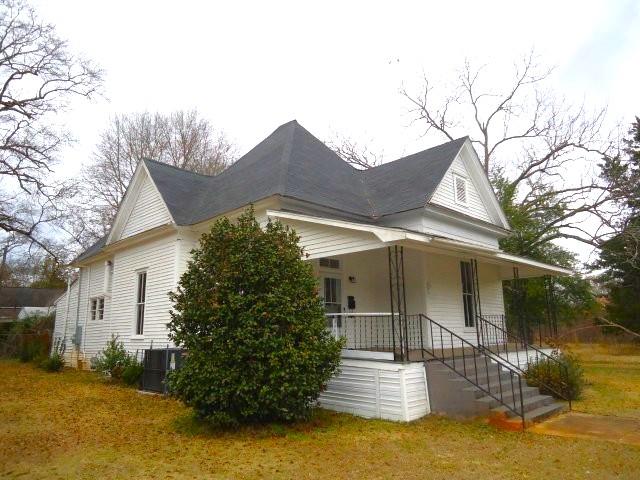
[{"xmin": 424, "ymin": 357, "xmax": 566, "ymax": 427}]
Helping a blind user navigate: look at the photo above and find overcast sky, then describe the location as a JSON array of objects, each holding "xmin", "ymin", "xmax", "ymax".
[{"xmin": 32, "ymin": 0, "xmax": 640, "ymax": 262}]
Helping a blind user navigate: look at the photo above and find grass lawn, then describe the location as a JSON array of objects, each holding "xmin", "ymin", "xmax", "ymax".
[
  {"xmin": 569, "ymin": 343, "xmax": 640, "ymax": 418},
  {"xmin": 1, "ymin": 355, "xmax": 639, "ymax": 480}
]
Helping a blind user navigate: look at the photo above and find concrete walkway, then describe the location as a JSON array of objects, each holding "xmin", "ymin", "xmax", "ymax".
[{"xmin": 531, "ymin": 412, "xmax": 640, "ymax": 446}]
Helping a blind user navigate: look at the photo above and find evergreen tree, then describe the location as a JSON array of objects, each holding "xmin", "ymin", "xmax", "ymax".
[
  {"xmin": 167, "ymin": 208, "xmax": 343, "ymax": 426},
  {"xmin": 596, "ymin": 117, "xmax": 640, "ymax": 333}
]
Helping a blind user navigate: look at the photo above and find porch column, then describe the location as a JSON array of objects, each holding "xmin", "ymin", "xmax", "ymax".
[
  {"xmin": 544, "ymin": 276, "xmax": 559, "ymax": 340},
  {"xmin": 388, "ymin": 245, "xmax": 408, "ymax": 362}
]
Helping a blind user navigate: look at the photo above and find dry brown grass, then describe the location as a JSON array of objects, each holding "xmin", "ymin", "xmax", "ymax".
[
  {"xmin": 1, "ymin": 359, "xmax": 640, "ymax": 479},
  {"xmin": 567, "ymin": 343, "xmax": 640, "ymax": 418}
]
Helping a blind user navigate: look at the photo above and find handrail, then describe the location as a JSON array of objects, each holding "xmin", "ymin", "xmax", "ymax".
[
  {"xmin": 419, "ymin": 314, "xmax": 526, "ymax": 428},
  {"xmin": 476, "ymin": 314, "xmax": 572, "ymax": 409}
]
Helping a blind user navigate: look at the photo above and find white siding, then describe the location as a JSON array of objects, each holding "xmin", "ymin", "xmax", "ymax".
[
  {"xmin": 284, "ymin": 219, "xmax": 383, "ymax": 259},
  {"xmin": 318, "ymin": 359, "xmax": 430, "ymax": 421},
  {"xmin": 108, "ymin": 235, "xmax": 178, "ymax": 355},
  {"xmin": 120, "ymin": 175, "xmax": 172, "ymax": 240},
  {"xmin": 57, "ymin": 233, "xmax": 180, "ymax": 363},
  {"xmin": 380, "ymin": 209, "xmax": 500, "ymax": 249},
  {"xmin": 425, "ymin": 254, "xmax": 505, "ymax": 345},
  {"xmin": 430, "ymin": 154, "xmax": 491, "ymax": 222}
]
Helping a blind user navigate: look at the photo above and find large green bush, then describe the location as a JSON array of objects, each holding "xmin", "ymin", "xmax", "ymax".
[
  {"xmin": 93, "ymin": 336, "xmax": 134, "ymax": 380},
  {"xmin": 168, "ymin": 208, "xmax": 343, "ymax": 426},
  {"xmin": 524, "ymin": 351, "xmax": 585, "ymax": 401}
]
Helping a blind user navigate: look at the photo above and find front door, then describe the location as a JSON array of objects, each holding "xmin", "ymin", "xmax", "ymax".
[{"xmin": 322, "ymin": 276, "xmax": 342, "ymax": 313}]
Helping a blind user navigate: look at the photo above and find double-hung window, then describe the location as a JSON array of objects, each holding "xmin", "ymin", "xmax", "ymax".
[
  {"xmin": 90, "ymin": 297, "xmax": 105, "ymax": 320},
  {"xmin": 460, "ymin": 261, "xmax": 475, "ymax": 328},
  {"xmin": 136, "ymin": 271, "xmax": 147, "ymax": 335}
]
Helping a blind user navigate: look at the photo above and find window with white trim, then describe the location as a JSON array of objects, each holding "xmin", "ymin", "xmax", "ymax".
[
  {"xmin": 135, "ymin": 271, "xmax": 147, "ymax": 335},
  {"xmin": 90, "ymin": 297, "xmax": 105, "ymax": 321},
  {"xmin": 460, "ymin": 261, "xmax": 475, "ymax": 328},
  {"xmin": 453, "ymin": 174, "xmax": 468, "ymax": 205}
]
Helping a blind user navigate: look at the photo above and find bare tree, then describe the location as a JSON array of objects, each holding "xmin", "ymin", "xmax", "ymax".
[
  {"xmin": 328, "ymin": 136, "xmax": 383, "ymax": 169},
  {"xmin": 0, "ymin": 0, "xmax": 103, "ymax": 255},
  {"xmin": 401, "ymin": 52, "xmax": 617, "ymax": 251},
  {"xmin": 72, "ymin": 110, "xmax": 235, "ymax": 246}
]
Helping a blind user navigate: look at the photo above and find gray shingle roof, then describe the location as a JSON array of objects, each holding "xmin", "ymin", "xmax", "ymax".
[
  {"xmin": 75, "ymin": 120, "xmax": 468, "ymax": 263},
  {"xmin": 146, "ymin": 120, "xmax": 467, "ymax": 224}
]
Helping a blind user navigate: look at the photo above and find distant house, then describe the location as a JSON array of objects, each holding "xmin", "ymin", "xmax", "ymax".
[
  {"xmin": 0, "ymin": 287, "xmax": 63, "ymax": 323},
  {"xmin": 55, "ymin": 120, "xmax": 571, "ymax": 425}
]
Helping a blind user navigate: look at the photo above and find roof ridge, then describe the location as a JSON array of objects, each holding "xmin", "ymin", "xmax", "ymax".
[
  {"xmin": 366, "ymin": 136, "xmax": 468, "ymax": 171},
  {"xmin": 143, "ymin": 158, "xmax": 215, "ymax": 178}
]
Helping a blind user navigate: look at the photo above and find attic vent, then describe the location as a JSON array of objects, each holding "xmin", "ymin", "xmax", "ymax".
[
  {"xmin": 453, "ymin": 174, "xmax": 468, "ymax": 205},
  {"xmin": 319, "ymin": 258, "xmax": 340, "ymax": 269}
]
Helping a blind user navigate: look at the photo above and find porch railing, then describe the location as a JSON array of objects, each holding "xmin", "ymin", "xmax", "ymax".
[
  {"xmin": 422, "ymin": 314, "xmax": 526, "ymax": 428},
  {"xmin": 476, "ymin": 314, "xmax": 572, "ymax": 409},
  {"xmin": 325, "ymin": 312, "xmax": 527, "ymax": 427},
  {"xmin": 325, "ymin": 313, "xmax": 424, "ymax": 361}
]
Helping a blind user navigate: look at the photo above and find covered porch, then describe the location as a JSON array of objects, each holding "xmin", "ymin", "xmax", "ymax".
[
  {"xmin": 268, "ymin": 209, "xmax": 570, "ymax": 362},
  {"xmin": 315, "ymin": 244, "xmax": 564, "ymax": 363}
]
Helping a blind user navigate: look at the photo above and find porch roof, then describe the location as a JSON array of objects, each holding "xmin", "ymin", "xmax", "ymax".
[{"xmin": 267, "ymin": 210, "xmax": 573, "ymax": 279}]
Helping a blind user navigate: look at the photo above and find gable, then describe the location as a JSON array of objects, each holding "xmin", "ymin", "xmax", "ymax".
[
  {"xmin": 430, "ymin": 154, "xmax": 492, "ymax": 222},
  {"xmin": 427, "ymin": 140, "xmax": 509, "ymax": 229},
  {"xmin": 120, "ymin": 173, "xmax": 172, "ymax": 239},
  {"xmin": 107, "ymin": 165, "xmax": 174, "ymax": 244}
]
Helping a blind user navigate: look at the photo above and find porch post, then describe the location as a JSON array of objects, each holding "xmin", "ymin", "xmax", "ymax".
[
  {"xmin": 388, "ymin": 245, "xmax": 408, "ymax": 362},
  {"xmin": 544, "ymin": 276, "xmax": 559, "ymax": 340},
  {"xmin": 512, "ymin": 267, "xmax": 529, "ymax": 345}
]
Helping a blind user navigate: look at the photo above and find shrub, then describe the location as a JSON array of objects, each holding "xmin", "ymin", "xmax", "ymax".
[
  {"xmin": 167, "ymin": 208, "xmax": 343, "ymax": 426},
  {"xmin": 93, "ymin": 336, "xmax": 134, "ymax": 379},
  {"xmin": 18, "ymin": 339, "xmax": 46, "ymax": 362},
  {"xmin": 524, "ymin": 351, "xmax": 585, "ymax": 400},
  {"xmin": 122, "ymin": 361, "xmax": 144, "ymax": 386},
  {"xmin": 40, "ymin": 338, "xmax": 66, "ymax": 372}
]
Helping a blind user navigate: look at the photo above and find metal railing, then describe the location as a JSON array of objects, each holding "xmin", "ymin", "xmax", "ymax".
[
  {"xmin": 325, "ymin": 313, "xmax": 423, "ymax": 361},
  {"xmin": 325, "ymin": 312, "xmax": 526, "ymax": 426},
  {"xmin": 476, "ymin": 314, "xmax": 572, "ymax": 409},
  {"xmin": 420, "ymin": 314, "xmax": 526, "ymax": 428}
]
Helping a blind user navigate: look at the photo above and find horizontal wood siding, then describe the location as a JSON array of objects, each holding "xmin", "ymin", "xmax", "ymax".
[
  {"xmin": 425, "ymin": 255, "xmax": 505, "ymax": 346},
  {"xmin": 284, "ymin": 219, "xmax": 382, "ymax": 259},
  {"xmin": 120, "ymin": 174, "xmax": 172, "ymax": 240},
  {"xmin": 109, "ymin": 235, "xmax": 177, "ymax": 355},
  {"xmin": 430, "ymin": 154, "xmax": 491, "ymax": 222},
  {"xmin": 82, "ymin": 261, "xmax": 110, "ymax": 358},
  {"xmin": 318, "ymin": 359, "xmax": 429, "ymax": 421}
]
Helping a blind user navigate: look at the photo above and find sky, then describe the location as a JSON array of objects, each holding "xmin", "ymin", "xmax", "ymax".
[{"xmin": 31, "ymin": 0, "xmax": 640, "ymax": 263}]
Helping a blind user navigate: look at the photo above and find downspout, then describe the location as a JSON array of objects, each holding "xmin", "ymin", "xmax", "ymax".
[
  {"xmin": 73, "ymin": 267, "xmax": 83, "ymax": 353},
  {"xmin": 81, "ymin": 264, "xmax": 92, "ymax": 355},
  {"xmin": 62, "ymin": 274, "xmax": 71, "ymax": 343}
]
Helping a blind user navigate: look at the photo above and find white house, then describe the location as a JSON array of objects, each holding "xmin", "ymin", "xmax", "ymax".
[{"xmin": 54, "ymin": 120, "xmax": 571, "ymax": 426}]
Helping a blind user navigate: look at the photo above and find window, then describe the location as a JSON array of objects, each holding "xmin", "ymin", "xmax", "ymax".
[
  {"xmin": 90, "ymin": 297, "xmax": 105, "ymax": 321},
  {"xmin": 90, "ymin": 299, "xmax": 98, "ymax": 321},
  {"xmin": 453, "ymin": 174, "xmax": 468, "ymax": 205},
  {"xmin": 323, "ymin": 277, "xmax": 342, "ymax": 313},
  {"xmin": 460, "ymin": 261, "xmax": 475, "ymax": 327},
  {"xmin": 319, "ymin": 257, "xmax": 340, "ymax": 269},
  {"xmin": 136, "ymin": 272, "xmax": 147, "ymax": 335}
]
